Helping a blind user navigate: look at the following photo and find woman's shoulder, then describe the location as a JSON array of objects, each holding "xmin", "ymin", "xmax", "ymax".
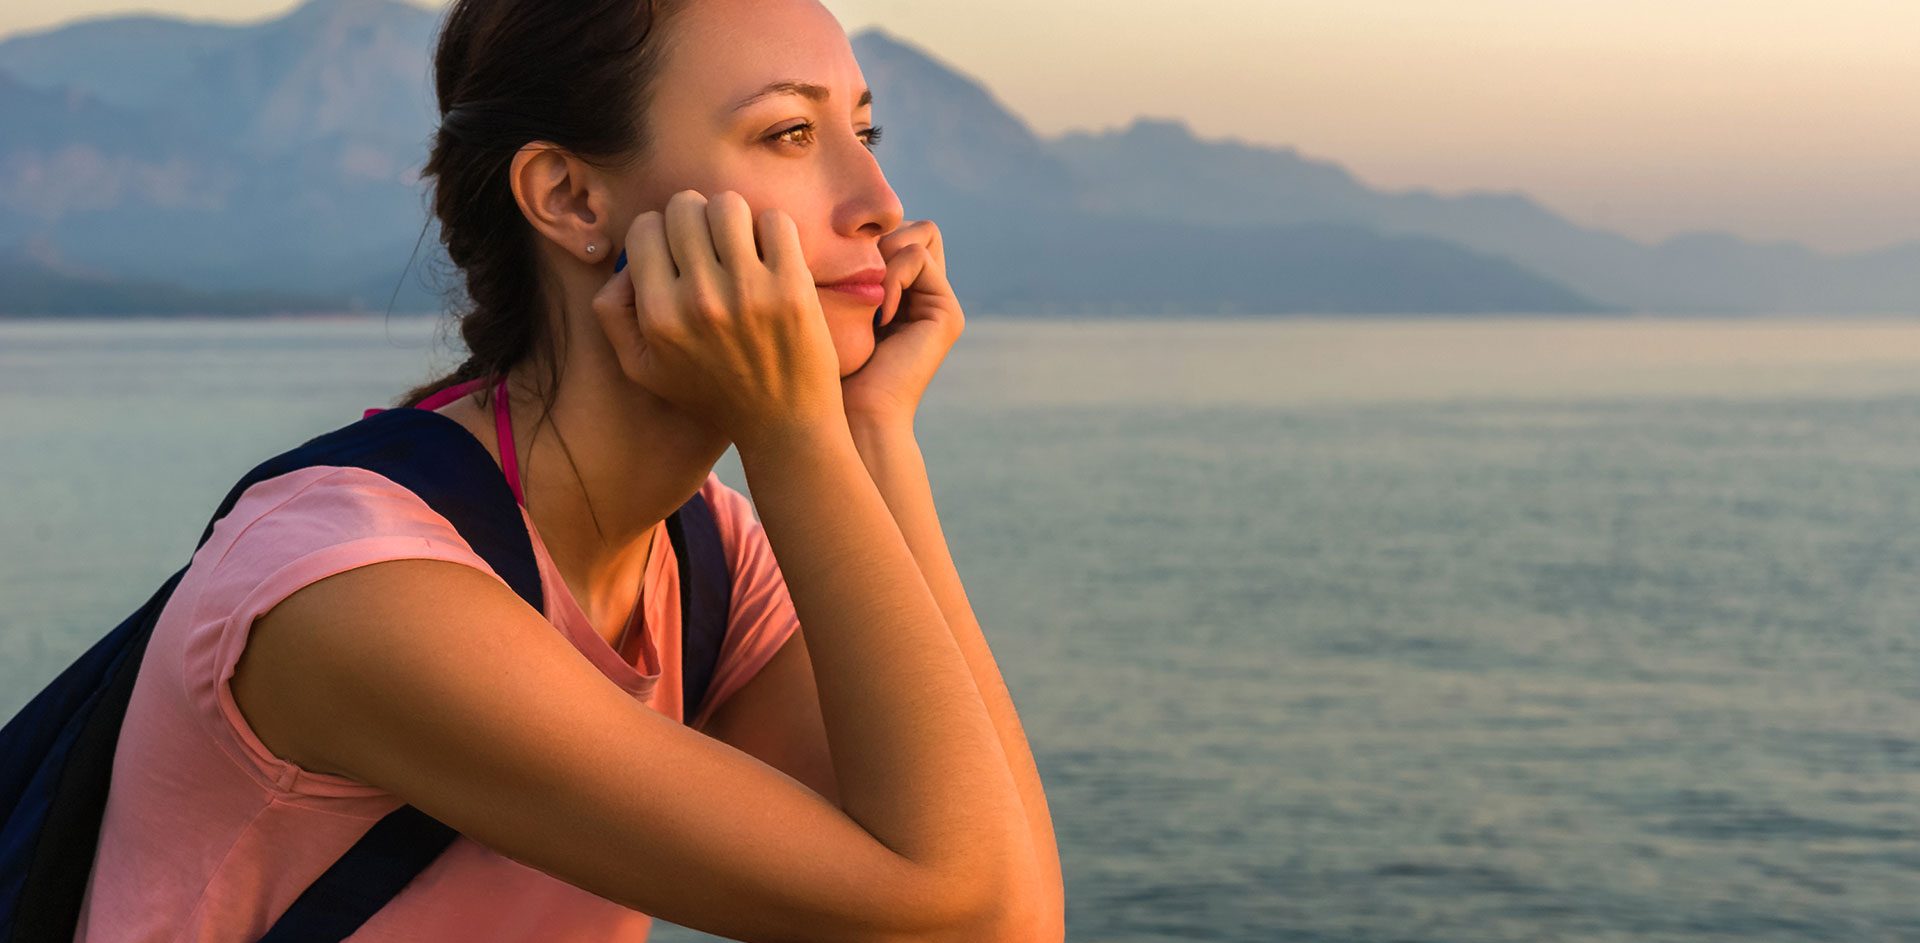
[
  {"xmin": 152, "ymin": 464, "xmax": 516, "ymax": 796},
  {"xmin": 184, "ymin": 464, "xmax": 506, "ymax": 642},
  {"xmin": 197, "ymin": 464, "xmax": 497, "ymax": 582}
]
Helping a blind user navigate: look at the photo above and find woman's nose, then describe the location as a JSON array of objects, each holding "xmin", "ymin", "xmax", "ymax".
[{"xmin": 840, "ymin": 143, "xmax": 903, "ymax": 236}]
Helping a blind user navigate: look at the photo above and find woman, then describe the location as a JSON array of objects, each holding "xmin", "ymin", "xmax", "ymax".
[{"xmin": 72, "ymin": 0, "xmax": 1063, "ymax": 939}]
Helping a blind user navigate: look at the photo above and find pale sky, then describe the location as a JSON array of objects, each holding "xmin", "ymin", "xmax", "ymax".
[{"xmin": 4, "ymin": 0, "xmax": 1916, "ymax": 253}]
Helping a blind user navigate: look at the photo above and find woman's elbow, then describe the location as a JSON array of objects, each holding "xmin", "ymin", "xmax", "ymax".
[
  {"xmin": 952, "ymin": 862, "xmax": 1066, "ymax": 943},
  {"xmin": 968, "ymin": 901, "xmax": 1064, "ymax": 943},
  {"xmin": 879, "ymin": 865, "xmax": 1061, "ymax": 943}
]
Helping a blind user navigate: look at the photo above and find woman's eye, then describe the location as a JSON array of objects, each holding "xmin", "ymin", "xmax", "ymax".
[
  {"xmin": 770, "ymin": 122, "xmax": 816, "ymax": 146},
  {"xmin": 767, "ymin": 122, "xmax": 885, "ymax": 152}
]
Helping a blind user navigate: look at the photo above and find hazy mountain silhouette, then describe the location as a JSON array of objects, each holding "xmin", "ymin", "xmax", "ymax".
[
  {"xmin": 0, "ymin": 0, "xmax": 445, "ymax": 308},
  {"xmin": 2, "ymin": 0, "xmax": 1879, "ymax": 316},
  {"xmin": 1051, "ymin": 117, "xmax": 1920, "ymax": 314}
]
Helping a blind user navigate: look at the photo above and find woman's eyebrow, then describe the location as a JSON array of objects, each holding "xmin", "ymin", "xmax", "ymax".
[{"xmin": 730, "ymin": 80, "xmax": 873, "ymax": 112}]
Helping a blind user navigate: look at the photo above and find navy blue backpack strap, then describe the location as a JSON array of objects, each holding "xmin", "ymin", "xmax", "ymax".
[{"xmin": 667, "ymin": 490, "xmax": 733, "ymax": 721}]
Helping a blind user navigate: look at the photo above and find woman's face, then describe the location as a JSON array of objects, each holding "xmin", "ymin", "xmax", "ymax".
[{"xmin": 625, "ymin": 0, "xmax": 904, "ymax": 377}]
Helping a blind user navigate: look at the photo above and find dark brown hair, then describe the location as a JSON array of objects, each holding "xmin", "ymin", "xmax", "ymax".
[{"xmin": 391, "ymin": 0, "xmax": 685, "ymax": 429}]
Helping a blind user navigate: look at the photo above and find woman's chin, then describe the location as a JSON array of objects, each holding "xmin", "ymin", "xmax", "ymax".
[
  {"xmin": 836, "ymin": 333, "xmax": 878, "ymax": 378},
  {"xmin": 830, "ymin": 311, "xmax": 882, "ymax": 377}
]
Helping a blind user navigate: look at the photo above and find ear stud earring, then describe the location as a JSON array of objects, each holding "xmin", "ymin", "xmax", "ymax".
[{"xmin": 586, "ymin": 243, "xmax": 599, "ymax": 255}]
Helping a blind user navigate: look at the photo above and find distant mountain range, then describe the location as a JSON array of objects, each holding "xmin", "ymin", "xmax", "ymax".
[
  {"xmin": 0, "ymin": 0, "xmax": 1911, "ymax": 316},
  {"xmin": 1046, "ymin": 119, "xmax": 1920, "ymax": 315}
]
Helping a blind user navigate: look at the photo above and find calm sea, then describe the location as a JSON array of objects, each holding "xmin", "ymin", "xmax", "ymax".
[{"xmin": 4, "ymin": 315, "xmax": 1918, "ymax": 942}]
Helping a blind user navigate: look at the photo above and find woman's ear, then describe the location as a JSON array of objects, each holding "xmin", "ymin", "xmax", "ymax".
[{"xmin": 508, "ymin": 142, "xmax": 612, "ymax": 266}]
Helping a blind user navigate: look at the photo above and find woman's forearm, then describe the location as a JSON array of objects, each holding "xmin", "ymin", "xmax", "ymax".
[
  {"xmin": 847, "ymin": 415, "xmax": 1066, "ymax": 935},
  {"xmin": 733, "ymin": 419, "xmax": 1033, "ymax": 918}
]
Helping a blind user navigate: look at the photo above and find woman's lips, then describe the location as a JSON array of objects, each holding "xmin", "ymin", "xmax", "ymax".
[{"xmin": 818, "ymin": 282, "xmax": 885, "ymax": 305}]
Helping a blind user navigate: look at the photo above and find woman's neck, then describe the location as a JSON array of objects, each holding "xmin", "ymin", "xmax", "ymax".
[{"xmin": 439, "ymin": 338, "xmax": 732, "ymax": 621}]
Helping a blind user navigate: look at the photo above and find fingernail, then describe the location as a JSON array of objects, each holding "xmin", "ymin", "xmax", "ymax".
[{"xmin": 614, "ymin": 250, "xmax": 628, "ymax": 273}]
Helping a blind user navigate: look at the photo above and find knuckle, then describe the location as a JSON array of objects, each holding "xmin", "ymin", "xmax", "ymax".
[
  {"xmin": 628, "ymin": 210, "xmax": 662, "ymax": 237},
  {"xmin": 682, "ymin": 282, "xmax": 728, "ymax": 321}
]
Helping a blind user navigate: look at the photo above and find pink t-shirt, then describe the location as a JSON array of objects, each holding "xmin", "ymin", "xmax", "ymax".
[{"xmin": 72, "ymin": 455, "xmax": 801, "ymax": 940}]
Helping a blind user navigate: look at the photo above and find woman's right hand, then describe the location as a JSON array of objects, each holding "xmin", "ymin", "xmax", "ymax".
[{"xmin": 591, "ymin": 188, "xmax": 844, "ymax": 452}]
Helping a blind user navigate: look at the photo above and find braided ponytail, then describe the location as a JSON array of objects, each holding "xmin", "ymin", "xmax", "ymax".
[{"xmin": 389, "ymin": 0, "xmax": 686, "ymax": 416}]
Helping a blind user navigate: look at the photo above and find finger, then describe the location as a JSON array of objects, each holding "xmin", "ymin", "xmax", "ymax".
[
  {"xmin": 906, "ymin": 242, "xmax": 953, "ymax": 296},
  {"xmin": 663, "ymin": 189, "xmax": 721, "ymax": 286},
  {"xmin": 621, "ymin": 209, "xmax": 685, "ymax": 355},
  {"xmin": 895, "ymin": 221, "xmax": 946, "ymax": 281},
  {"xmin": 878, "ymin": 219, "xmax": 936, "ymax": 259},
  {"xmin": 591, "ymin": 258, "xmax": 646, "ymax": 378},
  {"xmin": 705, "ymin": 191, "xmax": 759, "ymax": 272},
  {"xmin": 880, "ymin": 244, "xmax": 930, "ymax": 326},
  {"xmin": 626, "ymin": 210, "xmax": 676, "ymax": 291},
  {"xmin": 592, "ymin": 253, "xmax": 636, "ymax": 313},
  {"xmin": 756, "ymin": 209, "xmax": 805, "ymax": 286}
]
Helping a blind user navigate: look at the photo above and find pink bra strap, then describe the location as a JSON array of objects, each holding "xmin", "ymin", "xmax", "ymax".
[
  {"xmin": 401, "ymin": 375, "xmax": 490, "ymax": 413},
  {"xmin": 364, "ymin": 376, "xmax": 484, "ymax": 419},
  {"xmin": 493, "ymin": 373, "xmax": 523, "ymax": 505}
]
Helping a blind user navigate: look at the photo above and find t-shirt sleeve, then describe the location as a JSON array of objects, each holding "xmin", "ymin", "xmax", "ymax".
[
  {"xmin": 180, "ymin": 465, "xmax": 510, "ymax": 798},
  {"xmin": 687, "ymin": 473, "xmax": 803, "ymax": 731}
]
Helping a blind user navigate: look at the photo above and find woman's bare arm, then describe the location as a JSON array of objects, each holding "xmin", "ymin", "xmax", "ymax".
[
  {"xmin": 732, "ymin": 420, "xmax": 1040, "ymax": 900},
  {"xmin": 233, "ymin": 417, "xmax": 1036, "ymax": 942},
  {"xmin": 847, "ymin": 415, "xmax": 1066, "ymax": 938}
]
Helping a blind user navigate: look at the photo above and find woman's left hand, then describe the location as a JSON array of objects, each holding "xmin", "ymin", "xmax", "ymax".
[{"xmin": 839, "ymin": 219, "xmax": 964, "ymax": 428}]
